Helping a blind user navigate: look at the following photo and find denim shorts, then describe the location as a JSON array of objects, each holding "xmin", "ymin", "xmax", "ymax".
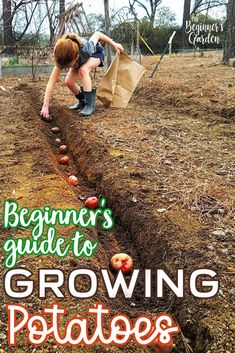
[
  {"xmin": 77, "ymin": 42, "xmax": 105, "ymax": 68},
  {"xmin": 91, "ymin": 44, "xmax": 105, "ymax": 67}
]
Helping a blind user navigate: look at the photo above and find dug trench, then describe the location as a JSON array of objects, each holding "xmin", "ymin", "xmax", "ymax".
[
  {"xmin": 1, "ymin": 85, "xmax": 159, "ymax": 353},
  {"xmin": 0, "ymin": 83, "xmax": 182, "ymax": 353},
  {"xmin": 0, "ymin": 70, "xmax": 234, "ymax": 353}
]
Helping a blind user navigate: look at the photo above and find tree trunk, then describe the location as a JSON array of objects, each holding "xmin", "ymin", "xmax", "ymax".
[
  {"xmin": 223, "ymin": 0, "xmax": 235, "ymax": 63},
  {"xmin": 2, "ymin": 0, "xmax": 15, "ymax": 54},
  {"xmin": 150, "ymin": 13, "xmax": 156, "ymax": 28},
  {"xmin": 104, "ymin": 0, "xmax": 112, "ymax": 67},
  {"xmin": 182, "ymin": 0, "xmax": 191, "ymax": 49},
  {"xmin": 59, "ymin": 0, "xmax": 65, "ymax": 16},
  {"xmin": 59, "ymin": 0, "xmax": 65, "ymax": 41},
  {"xmin": 128, "ymin": 1, "xmax": 161, "ymax": 29}
]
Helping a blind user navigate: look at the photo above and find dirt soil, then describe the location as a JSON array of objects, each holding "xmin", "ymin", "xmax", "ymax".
[{"xmin": 0, "ymin": 54, "xmax": 234, "ymax": 353}]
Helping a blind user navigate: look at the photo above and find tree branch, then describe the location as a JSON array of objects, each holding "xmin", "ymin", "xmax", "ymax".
[
  {"xmin": 192, "ymin": 0, "xmax": 228, "ymax": 14},
  {"xmin": 12, "ymin": 0, "xmax": 38, "ymax": 16},
  {"xmin": 16, "ymin": 1, "xmax": 38, "ymax": 41},
  {"xmin": 135, "ymin": 0, "xmax": 151, "ymax": 18}
]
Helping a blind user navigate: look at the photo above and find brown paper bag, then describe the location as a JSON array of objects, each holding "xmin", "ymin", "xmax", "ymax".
[{"xmin": 97, "ymin": 52, "xmax": 146, "ymax": 108}]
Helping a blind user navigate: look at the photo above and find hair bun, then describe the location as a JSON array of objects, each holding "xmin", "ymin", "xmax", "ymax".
[{"xmin": 65, "ymin": 34, "xmax": 81, "ymax": 47}]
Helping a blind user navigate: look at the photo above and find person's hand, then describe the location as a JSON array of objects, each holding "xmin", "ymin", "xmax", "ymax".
[
  {"xmin": 113, "ymin": 42, "xmax": 124, "ymax": 53},
  {"xmin": 40, "ymin": 105, "xmax": 50, "ymax": 119}
]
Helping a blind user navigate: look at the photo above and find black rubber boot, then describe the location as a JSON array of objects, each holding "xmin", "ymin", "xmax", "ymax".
[
  {"xmin": 79, "ymin": 89, "xmax": 96, "ymax": 117},
  {"xmin": 69, "ymin": 88, "xmax": 85, "ymax": 111}
]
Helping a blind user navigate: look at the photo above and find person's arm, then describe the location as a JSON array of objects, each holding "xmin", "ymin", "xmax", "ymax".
[
  {"xmin": 90, "ymin": 32, "xmax": 124, "ymax": 53},
  {"xmin": 40, "ymin": 65, "xmax": 62, "ymax": 118}
]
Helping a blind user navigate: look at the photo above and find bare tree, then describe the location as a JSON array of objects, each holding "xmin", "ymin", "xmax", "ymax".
[
  {"xmin": 110, "ymin": 7, "xmax": 133, "ymax": 24},
  {"xmin": 13, "ymin": 1, "xmax": 38, "ymax": 42},
  {"xmin": 128, "ymin": 0, "xmax": 162, "ymax": 27},
  {"xmin": 182, "ymin": 0, "xmax": 191, "ymax": 49},
  {"xmin": 2, "ymin": 0, "xmax": 41, "ymax": 53},
  {"xmin": 1, "ymin": 0, "xmax": 69, "ymax": 50},
  {"xmin": 223, "ymin": 0, "xmax": 235, "ymax": 63},
  {"xmin": 192, "ymin": 0, "xmax": 228, "ymax": 14},
  {"xmin": 44, "ymin": 0, "xmax": 71, "ymax": 44},
  {"xmin": 45, "ymin": 0, "xmax": 59, "ymax": 44}
]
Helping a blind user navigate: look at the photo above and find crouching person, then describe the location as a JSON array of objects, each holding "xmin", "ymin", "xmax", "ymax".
[{"xmin": 40, "ymin": 32, "xmax": 124, "ymax": 118}]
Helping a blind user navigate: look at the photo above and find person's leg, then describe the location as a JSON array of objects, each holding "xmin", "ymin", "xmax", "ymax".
[
  {"xmin": 79, "ymin": 58, "xmax": 100, "ymax": 117},
  {"xmin": 65, "ymin": 68, "xmax": 85, "ymax": 111},
  {"xmin": 78, "ymin": 57, "xmax": 100, "ymax": 91},
  {"xmin": 65, "ymin": 67, "xmax": 81, "ymax": 95}
]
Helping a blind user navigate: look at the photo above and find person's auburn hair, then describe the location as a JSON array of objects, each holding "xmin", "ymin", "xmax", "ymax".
[{"xmin": 54, "ymin": 34, "xmax": 82, "ymax": 68}]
